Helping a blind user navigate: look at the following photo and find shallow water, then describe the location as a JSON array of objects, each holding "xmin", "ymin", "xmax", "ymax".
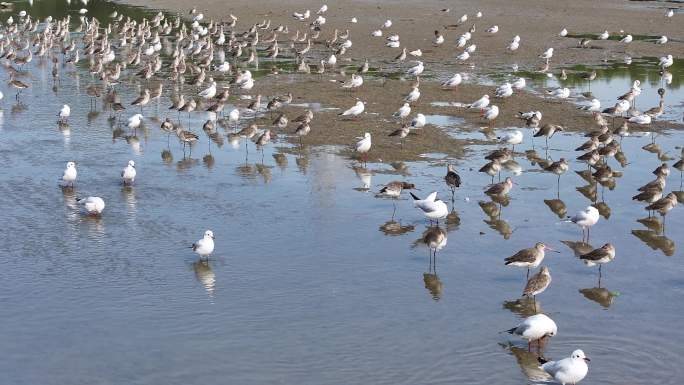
[{"xmin": 1, "ymin": 1, "xmax": 684, "ymax": 385}]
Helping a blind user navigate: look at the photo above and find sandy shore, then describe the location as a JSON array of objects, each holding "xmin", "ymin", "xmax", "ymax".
[{"xmin": 118, "ymin": 0, "xmax": 683, "ymax": 162}]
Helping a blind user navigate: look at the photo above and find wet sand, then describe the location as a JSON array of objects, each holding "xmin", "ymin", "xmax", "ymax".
[{"xmin": 118, "ymin": 0, "xmax": 683, "ymax": 162}]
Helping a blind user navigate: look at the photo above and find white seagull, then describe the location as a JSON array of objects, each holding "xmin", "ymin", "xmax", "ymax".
[
  {"xmin": 121, "ymin": 160, "xmax": 136, "ymax": 185},
  {"xmin": 468, "ymin": 95, "xmax": 490, "ymax": 110},
  {"xmin": 339, "ymin": 100, "xmax": 365, "ymax": 118},
  {"xmin": 192, "ymin": 230, "xmax": 215, "ymax": 260},
  {"xmin": 569, "ymin": 206, "xmax": 600, "ymax": 240},
  {"xmin": 410, "ymin": 191, "xmax": 449, "ymax": 222},
  {"xmin": 507, "ymin": 313, "xmax": 558, "ymax": 347},
  {"xmin": 355, "ymin": 132, "xmax": 372, "ymax": 155},
  {"xmin": 407, "ymin": 61, "xmax": 424, "ymax": 77},
  {"xmin": 77, "ymin": 196, "xmax": 105, "ymax": 215},
  {"xmin": 442, "ymin": 73, "xmax": 463, "ymax": 88},
  {"xmin": 410, "ymin": 113, "xmax": 426, "ymax": 128},
  {"xmin": 58, "ymin": 104, "xmax": 71, "ymax": 122},
  {"xmin": 540, "ymin": 350, "xmax": 590, "ymax": 385},
  {"xmin": 393, "ymin": 103, "xmax": 411, "ymax": 120},
  {"xmin": 62, "ymin": 161, "xmax": 77, "ymax": 186}
]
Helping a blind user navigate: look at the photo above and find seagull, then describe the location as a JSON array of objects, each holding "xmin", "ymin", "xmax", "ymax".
[
  {"xmin": 192, "ymin": 230, "xmax": 215, "ymax": 260},
  {"xmin": 121, "ymin": 160, "xmax": 136, "ymax": 185},
  {"xmin": 498, "ymin": 130, "xmax": 523, "ymax": 151},
  {"xmin": 505, "ymin": 242, "xmax": 559, "ymax": 279},
  {"xmin": 658, "ymin": 54, "xmax": 673, "ymax": 69},
  {"xmin": 512, "ymin": 77, "xmax": 526, "ymax": 90},
  {"xmin": 547, "ymin": 87, "xmax": 570, "ymax": 99},
  {"xmin": 355, "ymin": 133, "xmax": 372, "ymax": 159},
  {"xmin": 128, "ymin": 114, "xmax": 143, "ymax": 130},
  {"xmin": 198, "ymin": 80, "xmax": 217, "ymax": 100},
  {"xmin": 58, "ymin": 104, "xmax": 71, "ymax": 122},
  {"xmin": 77, "ymin": 196, "xmax": 105, "ymax": 216},
  {"xmin": 341, "ymin": 73, "xmax": 364, "ymax": 90},
  {"xmin": 485, "ymin": 25, "xmax": 499, "ymax": 34},
  {"xmin": 577, "ymin": 98, "xmax": 601, "ymax": 112},
  {"xmin": 468, "ymin": 95, "xmax": 490, "ymax": 110},
  {"xmin": 620, "ymin": 34, "xmax": 633, "ymax": 43},
  {"xmin": 456, "ymin": 50, "xmax": 470, "ymax": 61},
  {"xmin": 495, "ymin": 83, "xmax": 513, "ymax": 98},
  {"xmin": 482, "ymin": 105, "xmax": 499, "ymax": 124},
  {"xmin": 410, "ymin": 191, "xmax": 448, "ymax": 223},
  {"xmin": 442, "ymin": 73, "xmax": 463, "ymax": 88},
  {"xmin": 559, "ymin": 28, "xmax": 568, "ymax": 37},
  {"xmin": 506, "ymin": 313, "xmax": 557, "ymax": 350},
  {"xmin": 393, "ymin": 103, "xmax": 411, "ymax": 120},
  {"xmin": 540, "ymin": 48, "xmax": 554, "ymax": 63},
  {"xmin": 598, "ymin": 30, "xmax": 609, "ymax": 40},
  {"xmin": 628, "ymin": 114, "xmax": 651, "ymax": 125},
  {"xmin": 539, "ymin": 350, "xmax": 590, "ymax": 385},
  {"xmin": 407, "ymin": 61, "xmax": 424, "ymax": 77},
  {"xmin": 339, "ymin": 100, "xmax": 365, "ymax": 118},
  {"xmin": 655, "ymin": 35, "xmax": 668, "ymax": 44},
  {"xmin": 433, "ymin": 31, "xmax": 445, "ymax": 45},
  {"xmin": 62, "ymin": 161, "xmax": 77, "ymax": 186},
  {"xmin": 569, "ymin": 206, "xmax": 600, "ymax": 241},
  {"xmin": 410, "ymin": 113, "xmax": 426, "ymax": 129}
]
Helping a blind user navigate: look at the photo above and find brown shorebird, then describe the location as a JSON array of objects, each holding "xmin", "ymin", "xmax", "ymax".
[
  {"xmin": 653, "ymin": 163, "xmax": 670, "ymax": 178},
  {"xmin": 485, "ymin": 147, "xmax": 512, "ymax": 163},
  {"xmin": 273, "ymin": 113, "xmax": 289, "ymax": 129},
  {"xmin": 534, "ymin": 124, "xmax": 563, "ymax": 147},
  {"xmin": 544, "ymin": 158, "xmax": 569, "ymax": 189},
  {"xmin": 638, "ymin": 174, "xmax": 666, "ymax": 192},
  {"xmin": 632, "ymin": 188, "xmax": 663, "ymax": 204},
  {"xmin": 131, "ymin": 89, "xmax": 151, "ymax": 113},
  {"xmin": 445, "ymin": 164, "xmax": 461, "ymax": 203},
  {"xmin": 575, "ymin": 137, "xmax": 599, "ymax": 152},
  {"xmin": 505, "ymin": 242, "xmax": 559, "ymax": 279},
  {"xmin": 422, "ymin": 225, "xmax": 447, "ymax": 262},
  {"xmin": 480, "ymin": 159, "xmax": 502, "ymax": 183},
  {"xmin": 378, "ymin": 181, "xmax": 415, "ymax": 198},
  {"xmin": 580, "ymin": 243, "xmax": 615, "ymax": 283},
  {"xmin": 8, "ymin": 78, "xmax": 29, "ymax": 99},
  {"xmin": 523, "ymin": 266, "xmax": 552, "ymax": 300},
  {"xmin": 175, "ymin": 126, "xmax": 199, "ymax": 156},
  {"xmin": 485, "ymin": 176, "xmax": 514, "ymax": 196},
  {"xmin": 389, "ymin": 124, "xmax": 411, "ymax": 146},
  {"xmin": 646, "ymin": 192, "xmax": 678, "ymax": 217}
]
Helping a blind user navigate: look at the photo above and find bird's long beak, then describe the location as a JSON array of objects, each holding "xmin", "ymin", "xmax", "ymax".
[
  {"xmin": 584, "ymin": 357, "xmax": 591, "ymax": 362},
  {"xmin": 545, "ymin": 246, "xmax": 560, "ymax": 253}
]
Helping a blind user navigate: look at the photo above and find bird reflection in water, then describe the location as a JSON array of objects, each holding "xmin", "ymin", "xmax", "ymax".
[
  {"xmin": 255, "ymin": 164, "xmax": 273, "ymax": 183},
  {"xmin": 579, "ymin": 287, "xmax": 620, "ymax": 308},
  {"xmin": 631, "ymin": 229, "xmax": 675, "ymax": 256},
  {"xmin": 121, "ymin": 186, "xmax": 137, "ymax": 218},
  {"xmin": 561, "ymin": 240, "xmax": 594, "ymax": 258},
  {"xmin": 446, "ymin": 209, "xmax": 460, "ymax": 232},
  {"xmin": 353, "ymin": 166, "xmax": 372, "ymax": 192},
  {"xmin": 379, "ymin": 219, "xmax": 415, "ymax": 236},
  {"xmin": 161, "ymin": 149, "xmax": 173, "ymax": 164},
  {"xmin": 273, "ymin": 153, "xmax": 288, "ymax": 172},
  {"xmin": 502, "ymin": 297, "xmax": 542, "ymax": 319},
  {"xmin": 499, "ymin": 342, "xmax": 552, "ymax": 382},
  {"xmin": 203, "ymin": 153, "xmax": 215, "ymax": 169},
  {"xmin": 176, "ymin": 157, "xmax": 199, "ymax": 171},
  {"xmin": 544, "ymin": 198, "xmax": 567, "ymax": 219},
  {"xmin": 193, "ymin": 260, "xmax": 216, "ymax": 297}
]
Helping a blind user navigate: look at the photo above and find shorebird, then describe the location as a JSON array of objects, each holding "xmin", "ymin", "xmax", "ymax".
[
  {"xmin": 505, "ymin": 242, "xmax": 559, "ymax": 279},
  {"xmin": 131, "ymin": 89, "xmax": 150, "ymax": 113},
  {"xmin": 121, "ymin": 160, "xmax": 136, "ymax": 185},
  {"xmin": 406, "ymin": 61, "xmax": 424, "ymax": 77},
  {"xmin": 580, "ymin": 243, "xmax": 615, "ymax": 281},
  {"xmin": 444, "ymin": 164, "xmax": 461, "ymax": 202},
  {"xmin": 569, "ymin": 206, "xmax": 600, "ymax": 241},
  {"xmin": 339, "ymin": 100, "xmax": 365, "ymax": 119},
  {"xmin": 646, "ymin": 192, "xmax": 678, "ymax": 217},
  {"xmin": 506, "ymin": 313, "xmax": 557, "ymax": 352},
  {"xmin": 539, "ymin": 350, "xmax": 590, "ymax": 385},
  {"xmin": 485, "ymin": 177, "xmax": 514, "ymax": 196},
  {"xmin": 410, "ymin": 191, "xmax": 449, "ymax": 223},
  {"xmin": 480, "ymin": 159, "xmax": 502, "ymax": 183},
  {"xmin": 176, "ymin": 126, "xmax": 199, "ymax": 155},
  {"xmin": 523, "ymin": 266, "xmax": 551, "ymax": 299},
  {"xmin": 544, "ymin": 158, "xmax": 569, "ymax": 188},
  {"xmin": 378, "ymin": 181, "xmax": 415, "ymax": 198},
  {"xmin": 8, "ymin": 78, "xmax": 29, "ymax": 99},
  {"xmin": 192, "ymin": 230, "xmax": 215, "ymax": 260},
  {"xmin": 62, "ymin": 161, "xmax": 77, "ymax": 187},
  {"xmin": 483, "ymin": 105, "xmax": 499, "ymax": 125},
  {"xmin": 77, "ymin": 196, "xmax": 106, "ymax": 216},
  {"xmin": 534, "ymin": 124, "xmax": 563, "ymax": 147}
]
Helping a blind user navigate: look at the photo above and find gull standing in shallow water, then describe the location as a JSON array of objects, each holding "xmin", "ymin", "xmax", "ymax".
[
  {"xmin": 355, "ymin": 133, "xmax": 372, "ymax": 162},
  {"xmin": 121, "ymin": 160, "xmax": 136, "ymax": 185},
  {"xmin": 568, "ymin": 206, "xmax": 600, "ymax": 242},
  {"xmin": 539, "ymin": 350, "xmax": 590, "ymax": 385},
  {"xmin": 410, "ymin": 191, "xmax": 449, "ymax": 223},
  {"xmin": 506, "ymin": 313, "xmax": 557, "ymax": 351},
  {"xmin": 192, "ymin": 230, "xmax": 215, "ymax": 260},
  {"xmin": 62, "ymin": 161, "xmax": 77, "ymax": 187},
  {"xmin": 77, "ymin": 196, "xmax": 105, "ymax": 216}
]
